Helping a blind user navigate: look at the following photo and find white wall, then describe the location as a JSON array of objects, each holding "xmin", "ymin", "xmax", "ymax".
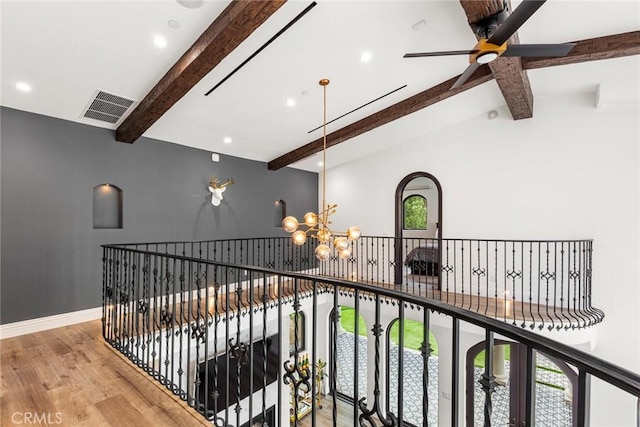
[{"xmin": 325, "ymin": 92, "xmax": 640, "ymax": 426}]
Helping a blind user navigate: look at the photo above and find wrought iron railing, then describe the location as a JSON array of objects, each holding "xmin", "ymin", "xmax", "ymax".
[
  {"xmin": 113, "ymin": 236, "xmax": 603, "ymax": 330},
  {"xmin": 102, "ymin": 241, "xmax": 636, "ymax": 427},
  {"xmin": 321, "ymin": 236, "xmax": 604, "ymax": 330}
]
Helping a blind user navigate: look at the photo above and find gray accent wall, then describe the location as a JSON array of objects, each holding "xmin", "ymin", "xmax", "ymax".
[{"xmin": 0, "ymin": 107, "xmax": 318, "ymax": 324}]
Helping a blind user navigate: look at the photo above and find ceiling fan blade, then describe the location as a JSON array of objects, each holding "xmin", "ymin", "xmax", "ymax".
[
  {"xmin": 451, "ymin": 63, "xmax": 481, "ymax": 89},
  {"xmin": 502, "ymin": 43, "xmax": 576, "ymax": 57},
  {"xmin": 404, "ymin": 50, "xmax": 476, "ymax": 58},
  {"xmin": 487, "ymin": 0, "xmax": 546, "ymax": 46}
]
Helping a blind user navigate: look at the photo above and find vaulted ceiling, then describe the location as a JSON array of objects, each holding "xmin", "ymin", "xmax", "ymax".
[{"xmin": 2, "ymin": 1, "xmax": 639, "ymax": 172}]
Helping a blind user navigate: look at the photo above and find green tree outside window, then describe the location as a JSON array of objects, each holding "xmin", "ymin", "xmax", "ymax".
[{"xmin": 403, "ymin": 195, "xmax": 427, "ymax": 229}]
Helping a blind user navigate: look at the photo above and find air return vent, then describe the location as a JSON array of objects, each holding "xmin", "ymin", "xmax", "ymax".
[{"xmin": 81, "ymin": 90, "xmax": 136, "ymax": 124}]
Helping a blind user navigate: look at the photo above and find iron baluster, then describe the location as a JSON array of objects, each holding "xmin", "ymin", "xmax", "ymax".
[
  {"xmin": 230, "ymin": 335, "xmax": 249, "ymax": 427},
  {"xmin": 224, "ymin": 266, "xmax": 230, "ymax": 425},
  {"xmin": 452, "ymin": 317, "xmax": 460, "ymax": 427},
  {"xmin": 353, "ymin": 289, "xmax": 361, "ymax": 426},
  {"xmin": 213, "ymin": 266, "xmax": 222, "ymax": 420},
  {"xmin": 150, "ymin": 257, "xmax": 159, "ymax": 378},
  {"xmin": 248, "ymin": 270, "xmax": 254, "ymax": 424},
  {"xmin": 332, "ymin": 285, "xmax": 339, "ymax": 425},
  {"xmin": 234, "ymin": 271, "xmax": 244, "ymax": 427},
  {"xmin": 142, "ymin": 254, "xmax": 151, "ymax": 375},
  {"xmin": 460, "ymin": 240, "xmax": 464, "ymax": 307},
  {"xmin": 397, "ymin": 301, "xmax": 404, "ymax": 425},
  {"xmin": 421, "ymin": 309, "xmax": 432, "ymax": 426},
  {"xmin": 559, "ymin": 243, "xmax": 571, "ymax": 329},
  {"xmin": 359, "ymin": 294, "xmax": 394, "ymax": 426},
  {"xmin": 454, "ymin": 240, "xmax": 459, "ymax": 306},
  {"xmin": 120, "ymin": 251, "xmax": 128, "ymax": 347},
  {"xmin": 537, "ymin": 242, "xmax": 542, "ymax": 329},
  {"xmin": 477, "ymin": 241, "xmax": 482, "ymax": 313},
  {"xmin": 577, "ymin": 370, "xmax": 591, "ymax": 426},
  {"xmin": 479, "ymin": 330, "xmax": 497, "ymax": 426},
  {"xmin": 262, "ymin": 273, "xmax": 269, "ymax": 425},
  {"xmin": 101, "ymin": 248, "xmax": 107, "ymax": 339},
  {"xmin": 201, "ymin": 262, "xmax": 210, "ymax": 417},
  {"xmin": 527, "ymin": 243, "xmax": 534, "ymax": 329},
  {"xmin": 277, "ymin": 274, "xmax": 283, "ymax": 427},
  {"xmin": 524, "ymin": 346, "xmax": 536, "ymax": 426},
  {"xmin": 311, "ymin": 280, "xmax": 318, "ymax": 426}
]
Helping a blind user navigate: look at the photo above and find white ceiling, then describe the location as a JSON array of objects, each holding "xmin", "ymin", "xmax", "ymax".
[{"xmin": 1, "ymin": 0, "xmax": 638, "ymax": 172}]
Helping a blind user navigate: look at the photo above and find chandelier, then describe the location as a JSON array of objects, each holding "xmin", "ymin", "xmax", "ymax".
[{"xmin": 282, "ymin": 79, "xmax": 361, "ymax": 261}]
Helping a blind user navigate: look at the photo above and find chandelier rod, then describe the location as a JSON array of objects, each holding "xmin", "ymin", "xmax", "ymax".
[{"xmin": 320, "ymin": 79, "xmax": 329, "ymax": 225}]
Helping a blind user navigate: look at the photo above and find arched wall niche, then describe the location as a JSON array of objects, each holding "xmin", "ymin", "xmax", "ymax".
[
  {"xmin": 275, "ymin": 199, "xmax": 286, "ymax": 227},
  {"xmin": 93, "ymin": 183, "xmax": 123, "ymax": 229}
]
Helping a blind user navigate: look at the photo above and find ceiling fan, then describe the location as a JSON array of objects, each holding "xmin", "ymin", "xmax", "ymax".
[{"xmin": 404, "ymin": 0, "xmax": 576, "ymax": 89}]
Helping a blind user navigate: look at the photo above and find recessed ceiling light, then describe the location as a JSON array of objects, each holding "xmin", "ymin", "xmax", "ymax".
[
  {"xmin": 360, "ymin": 51, "xmax": 372, "ymax": 63},
  {"xmin": 301, "ymin": 90, "xmax": 308, "ymax": 96},
  {"xmin": 15, "ymin": 82, "xmax": 31, "ymax": 92},
  {"xmin": 167, "ymin": 20, "xmax": 181, "ymax": 29},
  {"xmin": 153, "ymin": 35, "xmax": 167, "ymax": 48},
  {"xmin": 487, "ymin": 110, "xmax": 499, "ymax": 120},
  {"xmin": 176, "ymin": 0, "xmax": 204, "ymax": 8},
  {"xmin": 286, "ymin": 98, "xmax": 295, "ymax": 107},
  {"xmin": 317, "ymin": 161, "xmax": 324, "ymax": 167},
  {"xmin": 223, "ymin": 137, "xmax": 232, "ymax": 144}
]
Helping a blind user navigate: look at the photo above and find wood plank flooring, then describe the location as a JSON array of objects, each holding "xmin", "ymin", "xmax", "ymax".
[
  {"xmin": 332, "ymin": 274, "xmax": 594, "ymax": 327},
  {"xmin": 120, "ymin": 274, "xmax": 591, "ymax": 337},
  {"xmin": 0, "ymin": 319, "xmax": 358, "ymax": 427},
  {"xmin": 0, "ymin": 320, "xmax": 208, "ymax": 427},
  {"xmin": 296, "ymin": 396, "xmax": 363, "ymax": 427}
]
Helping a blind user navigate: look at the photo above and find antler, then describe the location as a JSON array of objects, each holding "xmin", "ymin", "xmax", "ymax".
[{"xmin": 209, "ymin": 177, "xmax": 235, "ymax": 189}]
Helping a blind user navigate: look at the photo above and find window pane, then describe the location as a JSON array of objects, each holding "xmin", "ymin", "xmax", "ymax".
[
  {"xmin": 289, "ymin": 312, "xmax": 305, "ymax": 356},
  {"xmin": 387, "ymin": 319, "xmax": 439, "ymax": 426},
  {"xmin": 403, "ymin": 195, "xmax": 427, "ymax": 229},
  {"xmin": 336, "ymin": 307, "xmax": 367, "ymax": 400}
]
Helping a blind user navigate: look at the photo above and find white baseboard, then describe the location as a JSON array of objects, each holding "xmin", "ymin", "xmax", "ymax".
[{"xmin": 0, "ymin": 307, "xmax": 102, "ymax": 340}]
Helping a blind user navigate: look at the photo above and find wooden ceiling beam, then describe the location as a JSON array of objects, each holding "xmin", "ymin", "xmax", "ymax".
[
  {"xmin": 458, "ymin": 0, "xmax": 505, "ymax": 25},
  {"xmin": 488, "ymin": 50, "xmax": 534, "ymax": 119},
  {"xmin": 522, "ymin": 31, "xmax": 640, "ymax": 70},
  {"xmin": 116, "ymin": 0, "xmax": 286, "ymax": 144},
  {"xmin": 267, "ymin": 67, "xmax": 493, "ymax": 170},
  {"xmin": 459, "ymin": 0, "xmax": 534, "ymax": 120}
]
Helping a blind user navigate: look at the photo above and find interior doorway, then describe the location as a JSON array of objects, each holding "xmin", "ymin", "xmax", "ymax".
[{"xmin": 394, "ymin": 172, "xmax": 442, "ymax": 287}]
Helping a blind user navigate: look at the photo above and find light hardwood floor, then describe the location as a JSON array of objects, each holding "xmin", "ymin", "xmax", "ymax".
[
  {"xmin": 0, "ymin": 320, "xmax": 208, "ymax": 427},
  {"xmin": 0, "ymin": 320, "xmax": 359, "ymax": 427},
  {"xmin": 133, "ymin": 275, "xmax": 589, "ymax": 330},
  {"xmin": 296, "ymin": 397, "xmax": 377, "ymax": 427}
]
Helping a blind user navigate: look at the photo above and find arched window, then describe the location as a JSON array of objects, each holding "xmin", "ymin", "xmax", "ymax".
[{"xmin": 403, "ymin": 195, "xmax": 427, "ymax": 230}]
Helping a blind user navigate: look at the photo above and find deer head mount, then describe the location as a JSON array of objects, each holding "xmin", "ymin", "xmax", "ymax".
[{"xmin": 208, "ymin": 177, "xmax": 234, "ymax": 206}]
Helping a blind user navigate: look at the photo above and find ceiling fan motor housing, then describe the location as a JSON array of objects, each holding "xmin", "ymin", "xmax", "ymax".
[{"xmin": 470, "ymin": 5, "xmax": 509, "ymax": 39}]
